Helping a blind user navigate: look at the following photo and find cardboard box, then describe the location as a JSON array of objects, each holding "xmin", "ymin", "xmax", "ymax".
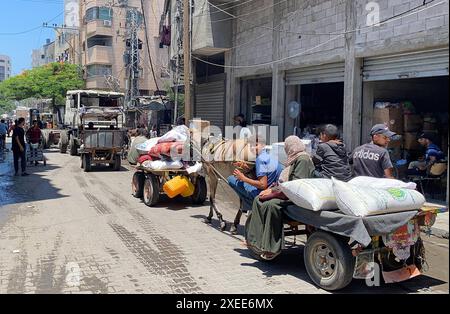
[
  {"xmin": 404, "ymin": 132, "xmax": 421, "ymax": 150},
  {"xmin": 404, "ymin": 114, "xmax": 423, "ymax": 132},
  {"xmin": 373, "ymin": 107, "xmax": 404, "ymax": 134}
]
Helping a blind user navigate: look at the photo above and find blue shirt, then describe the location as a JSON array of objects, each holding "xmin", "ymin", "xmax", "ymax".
[
  {"xmin": 255, "ymin": 149, "xmax": 283, "ymax": 186},
  {"xmin": 0, "ymin": 123, "xmax": 7, "ymax": 135},
  {"xmin": 426, "ymin": 143, "xmax": 444, "ymax": 162}
]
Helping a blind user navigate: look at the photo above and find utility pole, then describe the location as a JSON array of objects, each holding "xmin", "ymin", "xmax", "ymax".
[
  {"xmin": 183, "ymin": 0, "xmax": 191, "ymax": 123},
  {"xmin": 124, "ymin": 7, "xmax": 141, "ymax": 110}
]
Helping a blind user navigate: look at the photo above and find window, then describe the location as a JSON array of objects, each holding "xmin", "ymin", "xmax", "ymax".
[
  {"xmin": 86, "ymin": 64, "xmax": 112, "ymax": 77},
  {"xmin": 85, "ymin": 7, "xmax": 112, "ymax": 23},
  {"xmin": 87, "ymin": 35, "xmax": 113, "ymax": 48}
]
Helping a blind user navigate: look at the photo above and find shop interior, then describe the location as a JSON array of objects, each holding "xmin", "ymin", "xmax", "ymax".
[
  {"xmin": 296, "ymin": 82, "xmax": 344, "ymax": 136},
  {"xmin": 369, "ymin": 76, "xmax": 449, "ymax": 201},
  {"xmin": 241, "ymin": 77, "xmax": 272, "ymax": 126}
]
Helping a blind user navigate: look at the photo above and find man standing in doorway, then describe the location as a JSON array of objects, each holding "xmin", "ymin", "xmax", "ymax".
[
  {"xmin": 351, "ymin": 124, "xmax": 396, "ymax": 179},
  {"xmin": 12, "ymin": 118, "xmax": 29, "ymax": 176}
]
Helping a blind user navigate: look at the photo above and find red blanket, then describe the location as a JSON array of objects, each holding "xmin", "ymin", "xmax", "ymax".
[{"xmin": 148, "ymin": 142, "xmax": 186, "ymax": 159}]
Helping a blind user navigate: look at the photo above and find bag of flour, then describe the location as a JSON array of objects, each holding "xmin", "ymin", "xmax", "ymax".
[
  {"xmin": 332, "ymin": 178, "xmax": 425, "ymax": 217},
  {"xmin": 280, "ymin": 179, "xmax": 337, "ymax": 211},
  {"xmin": 349, "ymin": 176, "xmax": 417, "ymax": 190}
]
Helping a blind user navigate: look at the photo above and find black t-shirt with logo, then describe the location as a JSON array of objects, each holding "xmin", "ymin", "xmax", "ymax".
[
  {"xmin": 12, "ymin": 126, "xmax": 25, "ymax": 152},
  {"xmin": 351, "ymin": 143, "xmax": 393, "ymax": 178}
]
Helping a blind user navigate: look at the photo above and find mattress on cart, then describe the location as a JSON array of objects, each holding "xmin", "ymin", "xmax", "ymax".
[{"xmin": 284, "ymin": 205, "xmax": 418, "ymax": 247}]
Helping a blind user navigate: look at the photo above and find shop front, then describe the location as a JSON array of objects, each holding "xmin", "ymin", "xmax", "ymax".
[
  {"xmin": 284, "ymin": 62, "xmax": 345, "ymax": 145},
  {"xmin": 239, "ymin": 76, "xmax": 273, "ymax": 127},
  {"xmin": 362, "ymin": 48, "xmax": 449, "ymax": 201}
]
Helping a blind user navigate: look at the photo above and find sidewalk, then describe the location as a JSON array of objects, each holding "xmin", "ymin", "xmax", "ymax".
[{"xmin": 431, "ymin": 211, "xmax": 449, "ymax": 239}]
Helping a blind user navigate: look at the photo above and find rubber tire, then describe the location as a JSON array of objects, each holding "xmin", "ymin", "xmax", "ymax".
[
  {"xmin": 83, "ymin": 154, "xmax": 92, "ymax": 172},
  {"xmin": 132, "ymin": 172, "xmax": 145, "ymax": 198},
  {"xmin": 113, "ymin": 154, "xmax": 121, "ymax": 171},
  {"xmin": 304, "ymin": 231, "xmax": 355, "ymax": 291},
  {"xmin": 143, "ymin": 175, "xmax": 160, "ymax": 207},
  {"xmin": 191, "ymin": 176, "xmax": 207, "ymax": 205},
  {"xmin": 69, "ymin": 138, "xmax": 78, "ymax": 156},
  {"xmin": 59, "ymin": 131, "xmax": 68, "ymax": 153}
]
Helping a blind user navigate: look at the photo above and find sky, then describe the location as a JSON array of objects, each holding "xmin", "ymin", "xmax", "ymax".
[{"xmin": 0, "ymin": 0, "xmax": 65, "ymax": 75}]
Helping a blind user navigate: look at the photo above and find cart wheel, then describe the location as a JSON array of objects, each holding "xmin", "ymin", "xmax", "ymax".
[
  {"xmin": 83, "ymin": 154, "xmax": 92, "ymax": 172},
  {"xmin": 304, "ymin": 231, "xmax": 355, "ymax": 291},
  {"xmin": 191, "ymin": 176, "xmax": 207, "ymax": 205},
  {"xmin": 113, "ymin": 154, "xmax": 121, "ymax": 171},
  {"xmin": 143, "ymin": 175, "xmax": 160, "ymax": 207},
  {"xmin": 132, "ymin": 172, "xmax": 145, "ymax": 198}
]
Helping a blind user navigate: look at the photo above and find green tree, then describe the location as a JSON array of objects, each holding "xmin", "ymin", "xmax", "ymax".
[
  {"xmin": 0, "ymin": 63, "xmax": 84, "ymax": 107},
  {"xmin": 165, "ymin": 83, "xmax": 185, "ymax": 119}
]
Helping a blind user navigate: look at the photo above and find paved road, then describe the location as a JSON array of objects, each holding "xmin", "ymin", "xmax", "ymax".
[{"xmin": 0, "ymin": 144, "xmax": 448, "ymax": 294}]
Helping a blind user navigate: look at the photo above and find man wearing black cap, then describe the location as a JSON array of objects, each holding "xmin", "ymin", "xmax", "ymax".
[
  {"xmin": 408, "ymin": 132, "xmax": 445, "ymax": 175},
  {"xmin": 351, "ymin": 124, "xmax": 396, "ymax": 178}
]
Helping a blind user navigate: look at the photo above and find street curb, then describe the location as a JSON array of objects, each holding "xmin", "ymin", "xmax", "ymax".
[{"xmin": 430, "ymin": 227, "xmax": 449, "ymax": 239}]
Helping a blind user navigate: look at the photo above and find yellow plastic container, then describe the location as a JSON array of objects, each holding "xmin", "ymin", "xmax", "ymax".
[
  {"xmin": 163, "ymin": 176, "xmax": 190, "ymax": 198},
  {"xmin": 180, "ymin": 178, "xmax": 195, "ymax": 197}
]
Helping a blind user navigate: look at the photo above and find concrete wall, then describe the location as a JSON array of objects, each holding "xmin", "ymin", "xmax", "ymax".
[{"xmin": 224, "ymin": 0, "xmax": 449, "ymax": 146}]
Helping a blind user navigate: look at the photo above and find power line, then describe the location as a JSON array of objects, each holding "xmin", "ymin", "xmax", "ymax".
[
  {"xmin": 140, "ymin": 0, "xmax": 164, "ymax": 101},
  {"xmin": 0, "ymin": 11, "xmax": 63, "ymax": 36},
  {"xmin": 194, "ymin": 0, "xmax": 445, "ymax": 69}
]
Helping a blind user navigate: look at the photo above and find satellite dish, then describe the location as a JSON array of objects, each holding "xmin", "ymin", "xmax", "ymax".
[{"xmin": 287, "ymin": 101, "xmax": 301, "ymax": 119}]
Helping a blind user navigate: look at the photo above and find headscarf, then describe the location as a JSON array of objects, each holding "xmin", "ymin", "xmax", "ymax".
[{"xmin": 278, "ymin": 136, "xmax": 309, "ymax": 183}]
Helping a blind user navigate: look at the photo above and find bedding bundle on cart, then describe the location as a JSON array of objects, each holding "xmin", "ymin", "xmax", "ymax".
[
  {"xmin": 135, "ymin": 125, "xmax": 192, "ymax": 171},
  {"xmin": 279, "ymin": 176, "xmax": 425, "ymax": 217}
]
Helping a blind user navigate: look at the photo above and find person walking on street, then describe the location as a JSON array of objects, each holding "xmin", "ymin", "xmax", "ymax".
[
  {"xmin": 12, "ymin": 117, "xmax": 29, "ymax": 176},
  {"xmin": 0, "ymin": 119, "xmax": 8, "ymax": 152}
]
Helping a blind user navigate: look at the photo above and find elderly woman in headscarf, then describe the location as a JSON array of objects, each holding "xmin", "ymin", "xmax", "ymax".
[{"xmin": 245, "ymin": 136, "xmax": 315, "ymax": 260}]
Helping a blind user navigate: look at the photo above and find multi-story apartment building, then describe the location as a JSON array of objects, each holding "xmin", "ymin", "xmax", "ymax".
[
  {"xmin": 0, "ymin": 55, "xmax": 12, "ymax": 82},
  {"xmin": 78, "ymin": 0, "xmax": 169, "ymax": 94}
]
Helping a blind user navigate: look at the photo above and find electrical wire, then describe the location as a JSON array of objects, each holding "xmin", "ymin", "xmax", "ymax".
[
  {"xmin": 140, "ymin": 0, "xmax": 164, "ymax": 101},
  {"xmin": 0, "ymin": 11, "xmax": 64, "ymax": 36},
  {"xmin": 194, "ymin": 0, "xmax": 445, "ymax": 69}
]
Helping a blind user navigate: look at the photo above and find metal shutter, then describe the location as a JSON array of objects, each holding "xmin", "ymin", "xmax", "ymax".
[
  {"xmin": 363, "ymin": 48, "xmax": 449, "ymax": 81},
  {"xmin": 285, "ymin": 62, "xmax": 345, "ymax": 85},
  {"xmin": 195, "ymin": 80, "xmax": 226, "ymax": 132}
]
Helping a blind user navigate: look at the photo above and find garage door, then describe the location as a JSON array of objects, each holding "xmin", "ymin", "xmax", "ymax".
[
  {"xmin": 363, "ymin": 48, "xmax": 449, "ymax": 81},
  {"xmin": 285, "ymin": 62, "xmax": 345, "ymax": 85},
  {"xmin": 195, "ymin": 80, "xmax": 226, "ymax": 131}
]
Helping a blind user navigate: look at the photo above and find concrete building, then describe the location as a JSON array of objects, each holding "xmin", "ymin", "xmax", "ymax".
[
  {"xmin": 78, "ymin": 0, "xmax": 169, "ymax": 93},
  {"xmin": 31, "ymin": 48, "xmax": 46, "ymax": 68},
  {"xmin": 163, "ymin": 0, "xmax": 449, "ymax": 148},
  {"xmin": 0, "ymin": 55, "xmax": 12, "ymax": 81}
]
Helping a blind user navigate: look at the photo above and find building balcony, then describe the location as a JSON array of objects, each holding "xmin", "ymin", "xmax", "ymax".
[
  {"xmin": 86, "ymin": 20, "xmax": 114, "ymax": 37},
  {"xmin": 86, "ymin": 46, "xmax": 113, "ymax": 65},
  {"xmin": 85, "ymin": 76, "xmax": 109, "ymax": 90},
  {"xmin": 191, "ymin": 0, "xmax": 232, "ymax": 56}
]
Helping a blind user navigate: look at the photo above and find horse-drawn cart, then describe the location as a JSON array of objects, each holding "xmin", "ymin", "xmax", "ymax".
[
  {"xmin": 247, "ymin": 203, "xmax": 447, "ymax": 291},
  {"xmin": 131, "ymin": 166, "xmax": 208, "ymax": 207}
]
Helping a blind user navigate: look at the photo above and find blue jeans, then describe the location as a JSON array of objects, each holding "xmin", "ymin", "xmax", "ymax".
[{"xmin": 227, "ymin": 176, "xmax": 260, "ymax": 212}]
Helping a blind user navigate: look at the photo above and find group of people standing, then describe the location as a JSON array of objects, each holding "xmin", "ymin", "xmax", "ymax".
[
  {"xmin": 228, "ymin": 122, "xmax": 445, "ymax": 260},
  {"xmin": 1, "ymin": 118, "xmax": 44, "ymax": 176}
]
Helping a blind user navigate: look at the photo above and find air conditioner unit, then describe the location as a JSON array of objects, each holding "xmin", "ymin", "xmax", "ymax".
[{"xmin": 103, "ymin": 20, "xmax": 112, "ymax": 27}]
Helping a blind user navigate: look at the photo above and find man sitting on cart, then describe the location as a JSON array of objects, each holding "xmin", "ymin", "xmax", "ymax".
[
  {"xmin": 351, "ymin": 124, "xmax": 396, "ymax": 179},
  {"xmin": 227, "ymin": 134, "xmax": 283, "ymax": 213}
]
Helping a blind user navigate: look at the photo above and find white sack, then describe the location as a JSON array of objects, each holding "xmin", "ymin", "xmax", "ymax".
[
  {"xmin": 280, "ymin": 179, "xmax": 337, "ymax": 211},
  {"xmin": 332, "ymin": 178, "xmax": 425, "ymax": 217},
  {"xmin": 349, "ymin": 176, "xmax": 417, "ymax": 190},
  {"xmin": 136, "ymin": 137, "xmax": 160, "ymax": 154},
  {"xmin": 158, "ymin": 125, "xmax": 190, "ymax": 143},
  {"xmin": 142, "ymin": 160, "xmax": 183, "ymax": 170}
]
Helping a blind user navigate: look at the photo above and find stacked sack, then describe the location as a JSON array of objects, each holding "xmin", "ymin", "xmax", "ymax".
[
  {"xmin": 135, "ymin": 125, "xmax": 190, "ymax": 171},
  {"xmin": 279, "ymin": 176, "xmax": 425, "ymax": 217}
]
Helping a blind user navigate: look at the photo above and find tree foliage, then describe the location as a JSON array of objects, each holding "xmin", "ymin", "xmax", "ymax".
[{"xmin": 0, "ymin": 63, "xmax": 85, "ymax": 109}]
